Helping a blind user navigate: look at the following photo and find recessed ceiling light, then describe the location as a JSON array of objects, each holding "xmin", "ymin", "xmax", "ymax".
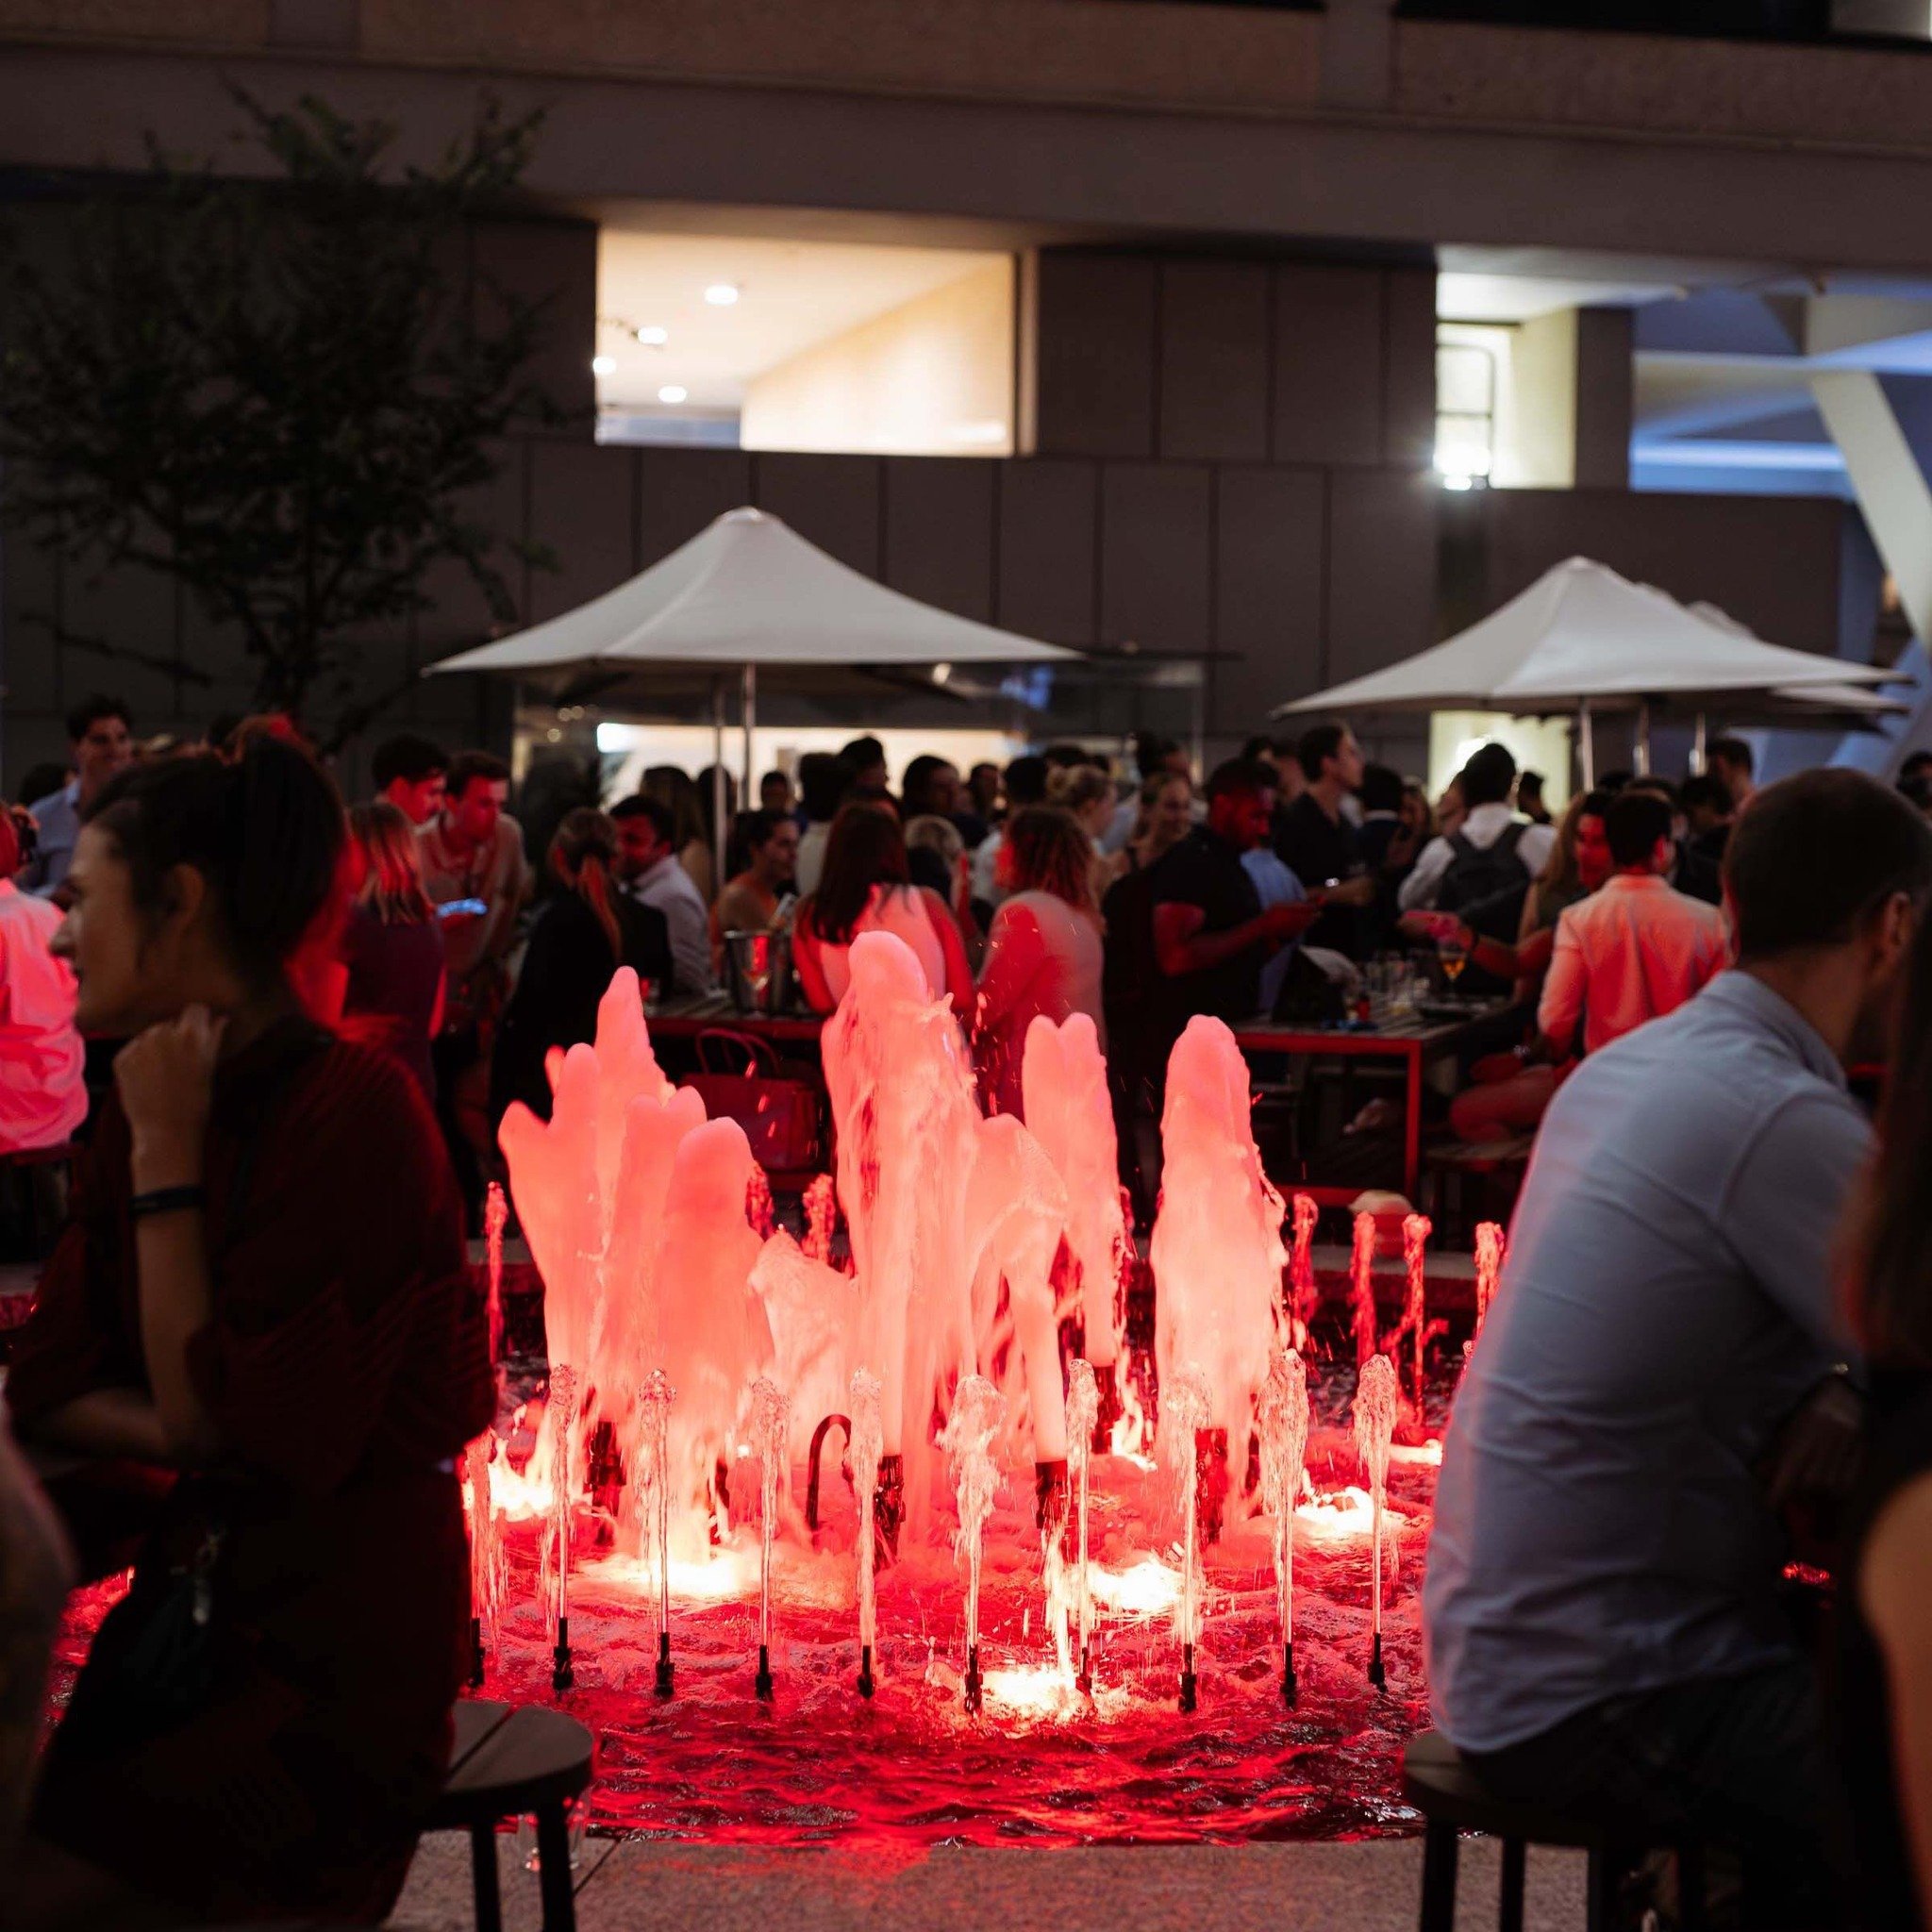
[
  {"xmin": 704, "ymin": 283, "xmax": 741, "ymax": 307},
  {"xmin": 636, "ymin": 325, "xmax": 668, "ymax": 346},
  {"xmin": 591, "ymin": 355, "xmax": 616, "ymax": 376},
  {"xmin": 658, "ymin": 384, "xmax": 689, "ymax": 405}
]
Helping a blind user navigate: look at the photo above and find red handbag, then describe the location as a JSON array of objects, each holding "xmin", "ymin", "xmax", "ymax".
[{"xmin": 681, "ymin": 1029, "xmax": 823, "ymax": 1174}]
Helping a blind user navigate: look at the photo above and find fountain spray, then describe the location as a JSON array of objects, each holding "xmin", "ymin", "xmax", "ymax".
[
  {"xmin": 1064, "ymin": 1359, "xmax": 1100, "ymax": 1692},
  {"xmin": 1401, "ymin": 1211, "xmax": 1432, "ymax": 1417},
  {"xmin": 637, "ymin": 1369, "xmax": 677, "ymax": 1696},
  {"xmin": 1350, "ymin": 1212, "xmax": 1378, "ymax": 1369},
  {"xmin": 802, "ymin": 1173, "xmax": 840, "ymax": 1267},
  {"xmin": 1257, "ymin": 1349, "xmax": 1311, "ymax": 1707},
  {"xmin": 750, "ymin": 1376, "xmax": 788, "ymax": 1700},
  {"xmin": 546, "ymin": 1364, "xmax": 578, "ymax": 1691},
  {"xmin": 1164, "ymin": 1365, "xmax": 1212, "ymax": 1712},
  {"xmin": 849, "ymin": 1370, "xmax": 883, "ymax": 1697},
  {"xmin": 745, "ymin": 1164, "xmax": 776, "ymax": 1241},
  {"xmin": 1288, "ymin": 1193, "xmax": 1320, "ymax": 1349},
  {"xmin": 484, "ymin": 1180, "xmax": 508, "ymax": 1368},
  {"xmin": 1474, "ymin": 1222, "xmax": 1506, "ymax": 1340},
  {"xmin": 1354, "ymin": 1354, "xmax": 1399, "ymax": 1690},
  {"xmin": 463, "ymin": 1433, "xmax": 503, "ymax": 1689},
  {"xmin": 942, "ymin": 1374, "xmax": 1006, "ymax": 1715}
]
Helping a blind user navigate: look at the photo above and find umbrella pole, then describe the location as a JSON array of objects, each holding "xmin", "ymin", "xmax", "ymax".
[
  {"xmin": 741, "ymin": 662, "xmax": 758, "ymax": 804},
  {"xmin": 1576, "ymin": 699, "xmax": 1595, "ymax": 791},
  {"xmin": 712, "ymin": 677, "xmax": 728, "ymax": 892},
  {"xmin": 1691, "ymin": 712, "xmax": 1707, "ymax": 775},
  {"xmin": 1634, "ymin": 700, "xmax": 1652, "ymax": 777}
]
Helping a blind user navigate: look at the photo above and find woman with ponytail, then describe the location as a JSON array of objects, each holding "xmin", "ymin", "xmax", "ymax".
[
  {"xmin": 489, "ymin": 806, "xmax": 673, "ymax": 1124},
  {"xmin": 6, "ymin": 737, "xmax": 494, "ymax": 1924}
]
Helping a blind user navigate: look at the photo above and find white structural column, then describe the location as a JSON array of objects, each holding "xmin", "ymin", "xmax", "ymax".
[{"xmin": 1810, "ymin": 370, "xmax": 1932, "ymax": 777}]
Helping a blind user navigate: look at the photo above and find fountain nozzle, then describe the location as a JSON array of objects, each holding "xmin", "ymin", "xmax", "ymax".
[
  {"xmin": 468, "ymin": 1614, "xmax": 486, "ymax": 1690},
  {"xmin": 655, "ymin": 1630, "xmax": 675, "ymax": 1698},
  {"xmin": 963, "ymin": 1644, "xmax": 983, "ymax": 1715},
  {"xmin": 1075, "ymin": 1641, "xmax": 1093, "ymax": 1696},
  {"xmin": 1091, "ymin": 1361, "xmax": 1123, "ymax": 1454},
  {"xmin": 1282, "ymin": 1641, "xmax": 1297, "ymax": 1707},
  {"xmin": 858, "ymin": 1642, "xmax": 875, "ymax": 1699},
  {"xmin": 552, "ymin": 1616, "xmax": 574, "ymax": 1693},
  {"xmin": 1178, "ymin": 1642, "xmax": 1197, "ymax": 1713},
  {"xmin": 1368, "ymin": 1632, "xmax": 1386, "ymax": 1690},
  {"xmin": 755, "ymin": 1644, "xmax": 774, "ymax": 1701}
]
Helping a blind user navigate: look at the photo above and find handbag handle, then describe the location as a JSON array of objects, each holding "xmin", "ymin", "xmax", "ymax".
[{"xmin": 694, "ymin": 1028, "xmax": 779, "ymax": 1076}]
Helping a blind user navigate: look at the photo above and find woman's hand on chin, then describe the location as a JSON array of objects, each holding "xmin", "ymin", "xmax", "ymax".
[{"xmin": 116, "ymin": 1003, "xmax": 226, "ymax": 1191}]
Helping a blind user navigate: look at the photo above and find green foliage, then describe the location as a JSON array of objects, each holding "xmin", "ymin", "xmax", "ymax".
[{"xmin": 0, "ymin": 90, "xmax": 561, "ymax": 743}]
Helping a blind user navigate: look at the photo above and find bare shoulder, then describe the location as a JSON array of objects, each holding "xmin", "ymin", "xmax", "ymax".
[{"xmin": 1862, "ymin": 1468, "xmax": 1932, "ymax": 1641}]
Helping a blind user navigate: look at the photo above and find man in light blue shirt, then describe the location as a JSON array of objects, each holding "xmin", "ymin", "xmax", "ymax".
[
  {"xmin": 1241, "ymin": 844, "xmax": 1308, "ymax": 1010},
  {"xmin": 1424, "ymin": 768, "xmax": 1932, "ymax": 1925},
  {"xmin": 18, "ymin": 695, "xmax": 133, "ymax": 897}
]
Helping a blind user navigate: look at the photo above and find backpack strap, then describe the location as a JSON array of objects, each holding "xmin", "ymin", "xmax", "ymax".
[
  {"xmin": 1447, "ymin": 831, "xmax": 1478, "ymax": 865},
  {"xmin": 1494, "ymin": 821, "xmax": 1528, "ymax": 862}
]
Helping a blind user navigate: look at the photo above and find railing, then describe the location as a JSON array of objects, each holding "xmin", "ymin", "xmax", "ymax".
[{"xmin": 1393, "ymin": 0, "xmax": 1928, "ymax": 44}]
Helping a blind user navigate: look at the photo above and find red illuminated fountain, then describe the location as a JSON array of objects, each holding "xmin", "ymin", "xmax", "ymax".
[{"xmin": 44, "ymin": 942, "xmax": 1471, "ymax": 1853}]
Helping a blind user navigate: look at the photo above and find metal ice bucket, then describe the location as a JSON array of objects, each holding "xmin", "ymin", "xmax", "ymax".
[{"xmin": 724, "ymin": 927, "xmax": 792, "ymax": 1014}]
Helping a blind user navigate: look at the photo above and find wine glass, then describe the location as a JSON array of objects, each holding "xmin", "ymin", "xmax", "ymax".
[{"xmin": 1439, "ymin": 936, "xmax": 1469, "ymax": 997}]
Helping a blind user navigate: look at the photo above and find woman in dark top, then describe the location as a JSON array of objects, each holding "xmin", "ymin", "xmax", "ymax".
[
  {"xmin": 8, "ymin": 739, "xmax": 492, "ymax": 1924},
  {"xmin": 1839, "ymin": 906, "xmax": 1932, "ymax": 1932},
  {"xmin": 490, "ymin": 806, "xmax": 673, "ymax": 1124},
  {"xmin": 339, "ymin": 800, "xmax": 445, "ymax": 1099}
]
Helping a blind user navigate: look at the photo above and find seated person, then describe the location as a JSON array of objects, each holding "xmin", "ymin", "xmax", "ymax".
[
  {"xmin": 708, "ymin": 808, "xmax": 800, "ymax": 972},
  {"xmin": 792, "ymin": 804, "xmax": 974, "ymax": 1020},
  {"xmin": 613, "ymin": 792, "xmax": 716, "ymax": 995},
  {"xmin": 491, "ymin": 808, "xmax": 674, "ymax": 1124},
  {"xmin": 1425, "ymin": 768, "xmax": 1932, "ymax": 1929},
  {"xmin": 8, "ymin": 739, "xmax": 493, "ymax": 1926},
  {"xmin": 1538, "ymin": 789, "xmax": 1727, "ymax": 1059},
  {"xmin": 0, "ymin": 808, "xmax": 87, "ymax": 1154}
]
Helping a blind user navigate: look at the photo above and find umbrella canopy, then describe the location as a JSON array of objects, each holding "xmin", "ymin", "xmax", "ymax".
[
  {"xmin": 1684, "ymin": 602, "xmax": 1908, "ymax": 728},
  {"xmin": 429, "ymin": 505, "xmax": 1076, "ymax": 677},
  {"xmin": 1272, "ymin": 556, "xmax": 1889, "ymax": 718}
]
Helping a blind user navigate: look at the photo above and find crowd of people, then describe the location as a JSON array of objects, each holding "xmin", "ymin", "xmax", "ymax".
[{"xmin": 9, "ymin": 691, "xmax": 1932, "ymax": 1925}]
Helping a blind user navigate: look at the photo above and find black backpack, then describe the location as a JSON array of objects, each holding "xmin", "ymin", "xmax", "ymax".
[{"xmin": 1438, "ymin": 821, "xmax": 1531, "ymax": 916}]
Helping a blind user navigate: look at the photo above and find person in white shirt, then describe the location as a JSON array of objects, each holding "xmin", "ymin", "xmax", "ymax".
[
  {"xmin": 612, "ymin": 793, "xmax": 718, "ymax": 995},
  {"xmin": 1399, "ymin": 741, "xmax": 1557, "ymax": 913},
  {"xmin": 0, "ymin": 810, "xmax": 85, "ymax": 1152},
  {"xmin": 1540, "ymin": 789, "xmax": 1728, "ymax": 1058}
]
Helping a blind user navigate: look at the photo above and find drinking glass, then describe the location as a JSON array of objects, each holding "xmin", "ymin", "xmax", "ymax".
[{"xmin": 518, "ymin": 1797, "xmax": 589, "ymax": 1874}]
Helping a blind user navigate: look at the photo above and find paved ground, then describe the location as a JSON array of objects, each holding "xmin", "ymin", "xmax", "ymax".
[{"xmin": 389, "ymin": 1831, "xmax": 1587, "ymax": 1931}]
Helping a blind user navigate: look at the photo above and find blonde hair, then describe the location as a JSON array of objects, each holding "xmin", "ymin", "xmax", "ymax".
[
  {"xmin": 348, "ymin": 800, "xmax": 434, "ymax": 925},
  {"xmin": 1047, "ymin": 765, "xmax": 1114, "ymax": 819},
  {"xmin": 905, "ymin": 813, "xmax": 964, "ymax": 869}
]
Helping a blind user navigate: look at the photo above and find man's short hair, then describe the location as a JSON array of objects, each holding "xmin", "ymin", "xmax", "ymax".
[
  {"xmin": 1605, "ymin": 791, "xmax": 1675, "ymax": 869},
  {"xmin": 838, "ymin": 736, "xmax": 886, "ymax": 772},
  {"xmin": 611, "ymin": 792, "xmax": 675, "ymax": 845},
  {"xmin": 1680, "ymin": 774, "xmax": 1733, "ymax": 819},
  {"xmin": 444, "ymin": 750, "xmax": 508, "ymax": 799},
  {"xmin": 759, "ymin": 769, "xmax": 791, "ymax": 798},
  {"xmin": 1624, "ymin": 774, "xmax": 1680, "ymax": 810},
  {"xmin": 1901, "ymin": 750, "xmax": 1932, "ymax": 782},
  {"xmin": 1517, "ymin": 770, "xmax": 1545, "ymax": 799},
  {"xmin": 1133, "ymin": 732, "xmax": 1180, "ymax": 775},
  {"xmin": 1726, "ymin": 768, "xmax": 1932, "ymax": 960},
  {"xmin": 371, "ymin": 733, "xmax": 449, "ymax": 790},
  {"xmin": 1460, "ymin": 741, "xmax": 1518, "ymax": 808},
  {"xmin": 1206, "ymin": 757, "xmax": 1276, "ymax": 804},
  {"xmin": 1359, "ymin": 762, "xmax": 1405, "ymax": 816},
  {"xmin": 1707, "ymin": 736, "xmax": 1754, "ymax": 778},
  {"xmin": 1295, "ymin": 723, "xmax": 1346, "ymax": 782},
  {"xmin": 66, "ymin": 693, "xmax": 130, "ymax": 742},
  {"xmin": 797, "ymin": 752, "xmax": 848, "ymax": 823},
  {"xmin": 1004, "ymin": 755, "xmax": 1050, "ymax": 808}
]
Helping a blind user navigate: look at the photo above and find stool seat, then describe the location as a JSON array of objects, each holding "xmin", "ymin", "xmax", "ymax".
[
  {"xmin": 431, "ymin": 1698, "xmax": 594, "ymax": 1932},
  {"xmin": 1403, "ymin": 1729, "xmax": 1705, "ymax": 1932},
  {"xmin": 1403, "ymin": 1729, "xmax": 1630, "ymax": 1848}
]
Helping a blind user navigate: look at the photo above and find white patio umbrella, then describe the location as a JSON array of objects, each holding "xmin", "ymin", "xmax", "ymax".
[
  {"xmin": 1273, "ymin": 556, "xmax": 1890, "ymax": 781},
  {"xmin": 430, "ymin": 506, "xmax": 1079, "ymax": 870}
]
